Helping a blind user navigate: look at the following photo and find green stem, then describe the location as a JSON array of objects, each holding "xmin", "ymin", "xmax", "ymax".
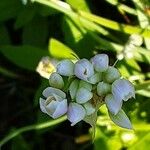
[{"xmin": 0, "ymin": 116, "xmax": 67, "ymax": 147}]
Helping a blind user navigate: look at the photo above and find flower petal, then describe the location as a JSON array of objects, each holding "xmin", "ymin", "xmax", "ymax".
[
  {"xmin": 57, "ymin": 59, "xmax": 74, "ymax": 76},
  {"xmin": 53, "ymin": 99, "xmax": 68, "ymax": 119},
  {"xmin": 67, "ymin": 103, "xmax": 86, "ymax": 126},
  {"xmin": 69, "ymin": 79, "xmax": 79, "ymax": 99},
  {"xmin": 108, "ymin": 109, "xmax": 133, "ymax": 129},
  {"xmin": 49, "ymin": 72, "xmax": 64, "ymax": 89},
  {"xmin": 103, "ymin": 66, "xmax": 120, "ymax": 83},
  {"xmin": 83, "ymin": 102, "xmax": 95, "ymax": 116},
  {"xmin": 76, "ymin": 87, "xmax": 93, "ymax": 104},
  {"xmin": 91, "ymin": 54, "xmax": 109, "ymax": 72},
  {"xmin": 39, "ymin": 98, "xmax": 47, "ymax": 113},
  {"xmin": 45, "ymin": 100, "xmax": 58, "ymax": 117},
  {"xmin": 105, "ymin": 94, "xmax": 122, "ymax": 115},
  {"xmin": 74, "ymin": 59, "xmax": 94, "ymax": 81},
  {"xmin": 43, "ymin": 87, "xmax": 66, "ymax": 98},
  {"xmin": 112, "ymin": 79, "xmax": 135, "ymax": 101},
  {"xmin": 97, "ymin": 82, "xmax": 111, "ymax": 96},
  {"xmin": 88, "ymin": 72, "xmax": 102, "ymax": 84},
  {"xmin": 79, "ymin": 80, "xmax": 92, "ymax": 91}
]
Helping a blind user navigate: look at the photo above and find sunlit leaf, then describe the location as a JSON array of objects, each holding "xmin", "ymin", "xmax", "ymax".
[{"xmin": 49, "ymin": 38, "xmax": 79, "ymax": 59}]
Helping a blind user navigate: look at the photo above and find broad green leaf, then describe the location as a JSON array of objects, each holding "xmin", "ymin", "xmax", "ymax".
[
  {"xmin": 0, "ymin": 0, "xmax": 22, "ymax": 21},
  {"xmin": 22, "ymin": 16, "xmax": 49, "ymax": 47},
  {"xmin": 15, "ymin": 5, "xmax": 36, "ymax": 29},
  {"xmin": 108, "ymin": 109, "xmax": 133, "ymax": 129},
  {"xmin": 49, "ymin": 38, "xmax": 79, "ymax": 59},
  {"xmin": 0, "ymin": 24, "xmax": 11, "ymax": 45},
  {"xmin": 0, "ymin": 45, "xmax": 48, "ymax": 70}
]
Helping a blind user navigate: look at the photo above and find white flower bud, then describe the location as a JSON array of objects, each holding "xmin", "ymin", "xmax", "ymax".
[
  {"xmin": 76, "ymin": 87, "xmax": 93, "ymax": 104},
  {"xmin": 74, "ymin": 59, "xmax": 94, "ymax": 83},
  {"xmin": 79, "ymin": 80, "xmax": 92, "ymax": 91},
  {"xmin": 108, "ymin": 109, "xmax": 132, "ymax": 129},
  {"xmin": 69, "ymin": 79, "xmax": 79, "ymax": 99},
  {"xmin": 67, "ymin": 103, "xmax": 86, "ymax": 126},
  {"xmin": 88, "ymin": 72, "xmax": 102, "ymax": 84},
  {"xmin": 103, "ymin": 66, "xmax": 121, "ymax": 83},
  {"xmin": 49, "ymin": 72, "xmax": 64, "ymax": 89},
  {"xmin": 105, "ymin": 94, "xmax": 122, "ymax": 115},
  {"xmin": 40, "ymin": 87, "xmax": 67, "ymax": 119},
  {"xmin": 112, "ymin": 79, "xmax": 135, "ymax": 102},
  {"xmin": 91, "ymin": 54, "xmax": 109, "ymax": 72},
  {"xmin": 57, "ymin": 59, "xmax": 74, "ymax": 76},
  {"xmin": 83, "ymin": 102, "xmax": 95, "ymax": 116},
  {"xmin": 97, "ymin": 82, "xmax": 111, "ymax": 96}
]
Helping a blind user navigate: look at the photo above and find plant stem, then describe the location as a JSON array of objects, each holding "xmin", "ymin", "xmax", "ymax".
[{"xmin": 0, "ymin": 116, "xmax": 67, "ymax": 147}]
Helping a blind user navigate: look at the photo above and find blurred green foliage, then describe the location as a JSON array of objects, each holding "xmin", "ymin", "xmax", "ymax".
[{"xmin": 0, "ymin": 0, "xmax": 150, "ymax": 149}]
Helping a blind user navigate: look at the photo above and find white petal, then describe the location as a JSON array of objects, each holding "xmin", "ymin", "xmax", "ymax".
[
  {"xmin": 91, "ymin": 54, "xmax": 109, "ymax": 72},
  {"xmin": 76, "ymin": 87, "xmax": 93, "ymax": 104},
  {"xmin": 112, "ymin": 79, "xmax": 135, "ymax": 101},
  {"xmin": 53, "ymin": 99, "xmax": 68, "ymax": 119},
  {"xmin": 97, "ymin": 82, "xmax": 111, "ymax": 96},
  {"xmin": 43, "ymin": 87, "xmax": 66, "ymax": 98},
  {"xmin": 108, "ymin": 109, "xmax": 133, "ymax": 129},
  {"xmin": 74, "ymin": 59, "xmax": 94, "ymax": 81},
  {"xmin": 67, "ymin": 103, "xmax": 86, "ymax": 126},
  {"xmin": 49, "ymin": 72, "xmax": 64, "ymax": 89},
  {"xmin": 79, "ymin": 80, "xmax": 92, "ymax": 91},
  {"xmin": 83, "ymin": 102, "xmax": 95, "ymax": 116},
  {"xmin": 103, "ymin": 66, "xmax": 121, "ymax": 83},
  {"xmin": 45, "ymin": 100, "xmax": 58, "ymax": 117},
  {"xmin": 39, "ymin": 98, "xmax": 47, "ymax": 113},
  {"xmin": 88, "ymin": 72, "xmax": 102, "ymax": 84},
  {"xmin": 69, "ymin": 79, "xmax": 79, "ymax": 99},
  {"xmin": 57, "ymin": 59, "xmax": 74, "ymax": 76},
  {"xmin": 105, "ymin": 94, "xmax": 122, "ymax": 115}
]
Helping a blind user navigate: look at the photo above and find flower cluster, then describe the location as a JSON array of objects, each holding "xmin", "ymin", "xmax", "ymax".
[{"xmin": 39, "ymin": 54, "xmax": 135, "ymax": 129}]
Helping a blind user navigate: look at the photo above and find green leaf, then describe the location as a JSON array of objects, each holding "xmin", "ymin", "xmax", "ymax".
[
  {"xmin": 22, "ymin": 16, "xmax": 49, "ymax": 47},
  {"xmin": 0, "ymin": 45, "xmax": 48, "ymax": 70},
  {"xmin": 0, "ymin": 24, "xmax": 11, "ymax": 45},
  {"xmin": 65, "ymin": 0, "xmax": 90, "ymax": 12},
  {"xmin": 108, "ymin": 109, "xmax": 133, "ymax": 129},
  {"xmin": 79, "ymin": 11, "xmax": 150, "ymax": 38},
  {"xmin": 0, "ymin": 0, "xmax": 22, "ymax": 21},
  {"xmin": 49, "ymin": 38, "xmax": 79, "ymax": 59},
  {"xmin": 15, "ymin": 5, "xmax": 36, "ymax": 29}
]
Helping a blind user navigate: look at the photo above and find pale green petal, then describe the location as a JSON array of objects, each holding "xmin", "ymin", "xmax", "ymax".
[
  {"xmin": 76, "ymin": 87, "xmax": 93, "ymax": 104},
  {"xmin": 108, "ymin": 109, "xmax": 133, "ymax": 129}
]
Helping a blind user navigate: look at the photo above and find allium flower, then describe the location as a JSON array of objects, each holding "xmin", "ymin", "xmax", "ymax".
[
  {"xmin": 112, "ymin": 79, "xmax": 135, "ymax": 102},
  {"xmin": 57, "ymin": 59, "xmax": 74, "ymax": 76},
  {"xmin": 49, "ymin": 72, "xmax": 64, "ymax": 89},
  {"xmin": 91, "ymin": 54, "xmax": 109, "ymax": 72},
  {"xmin": 67, "ymin": 103, "xmax": 86, "ymax": 126},
  {"xmin": 39, "ymin": 87, "xmax": 67, "ymax": 119}
]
